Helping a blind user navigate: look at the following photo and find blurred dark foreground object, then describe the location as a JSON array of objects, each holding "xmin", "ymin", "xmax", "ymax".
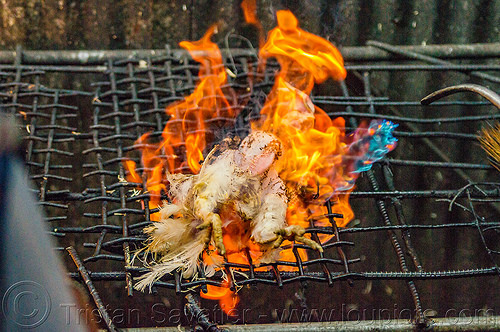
[{"xmin": 0, "ymin": 114, "xmax": 91, "ymax": 331}]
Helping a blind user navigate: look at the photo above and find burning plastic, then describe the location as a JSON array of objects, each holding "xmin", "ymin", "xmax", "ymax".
[{"xmin": 339, "ymin": 120, "xmax": 398, "ymax": 190}]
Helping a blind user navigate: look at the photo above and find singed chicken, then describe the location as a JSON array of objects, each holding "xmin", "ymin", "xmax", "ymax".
[
  {"xmin": 193, "ymin": 131, "xmax": 321, "ymax": 254},
  {"xmin": 134, "ymin": 131, "xmax": 321, "ymax": 291}
]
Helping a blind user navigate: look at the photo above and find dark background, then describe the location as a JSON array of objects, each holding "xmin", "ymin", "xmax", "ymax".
[{"xmin": 0, "ymin": 0, "xmax": 498, "ymax": 50}]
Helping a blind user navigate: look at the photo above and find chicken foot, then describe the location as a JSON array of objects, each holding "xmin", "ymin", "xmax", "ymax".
[
  {"xmin": 272, "ymin": 225, "xmax": 323, "ymax": 252},
  {"xmin": 194, "ymin": 195, "xmax": 226, "ymax": 255}
]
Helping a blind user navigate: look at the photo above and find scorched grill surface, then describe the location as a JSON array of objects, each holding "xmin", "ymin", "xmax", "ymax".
[{"xmin": 1, "ymin": 42, "xmax": 499, "ymax": 331}]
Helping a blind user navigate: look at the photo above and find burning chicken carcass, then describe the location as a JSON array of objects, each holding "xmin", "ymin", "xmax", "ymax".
[
  {"xmin": 134, "ymin": 112, "xmax": 397, "ymax": 292},
  {"xmin": 130, "ymin": 8, "xmax": 397, "ymax": 306},
  {"xmin": 135, "ymin": 131, "xmax": 322, "ymax": 291}
]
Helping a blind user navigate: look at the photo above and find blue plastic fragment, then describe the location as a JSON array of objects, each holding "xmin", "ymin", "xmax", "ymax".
[{"xmin": 351, "ymin": 120, "xmax": 398, "ymax": 174}]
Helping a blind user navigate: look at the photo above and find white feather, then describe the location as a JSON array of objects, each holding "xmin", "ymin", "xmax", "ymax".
[{"xmin": 135, "ymin": 131, "xmax": 291, "ymax": 291}]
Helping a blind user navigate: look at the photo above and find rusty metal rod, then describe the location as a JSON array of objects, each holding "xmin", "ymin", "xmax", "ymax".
[
  {"xmin": 112, "ymin": 315, "xmax": 500, "ymax": 331},
  {"xmin": 1, "ymin": 43, "xmax": 500, "ymax": 65},
  {"xmin": 421, "ymin": 84, "xmax": 500, "ymax": 109},
  {"xmin": 66, "ymin": 246, "xmax": 119, "ymax": 332},
  {"xmin": 367, "ymin": 41, "xmax": 500, "ymax": 84},
  {"xmin": 185, "ymin": 293, "xmax": 220, "ymax": 332}
]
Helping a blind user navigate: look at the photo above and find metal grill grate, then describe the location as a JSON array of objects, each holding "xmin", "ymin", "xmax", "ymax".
[{"xmin": 1, "ymin": 42, "xmax": 500, "ymax": 331}]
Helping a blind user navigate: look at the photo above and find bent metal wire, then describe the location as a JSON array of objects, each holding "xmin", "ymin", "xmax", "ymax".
[{"xmin": 0, "ymin": 42, "xmax": 500, "ymax": 331}]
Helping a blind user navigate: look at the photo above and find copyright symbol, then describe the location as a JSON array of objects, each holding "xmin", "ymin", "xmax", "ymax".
[{"xmin": 2, "ymin": 281, "xmax": 51, "ymax": 328}]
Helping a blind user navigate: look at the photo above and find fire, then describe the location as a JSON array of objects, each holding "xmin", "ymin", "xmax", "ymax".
[
  {"xmin": 259, "ymin": 10, "xmax": 346, "ymax": 89},
  {"xmin": 165, "ymin": 24, "xmax": 235, "ymax": 174},
  {"xmin": 124, "ymin": 160, "xmax": 141, "ymax": 184},
  {"xmin": 124, "ymin": 24, "xmax": 237, "ymax": 219},
  {"xmin": 241, "ymin": 0, "xmax": 261, "ymax": 29},
  {"xmin": 124, "ymin": 133, "xmax": 167, "ymax": 217},
  {"xmin": 125, "ymin": 24, "xmax": 236, "ymax": 185},
  {"xmin": 126, "ymin": 6, "xmax": 395, "ymax": 315},
  {"xmin": 252, "ymin": 10, "xmax": 351, "ymax": 264},
  {"xmin": 241, "ymin": 0, "xmax": 264, "ymax": 47},
  {"xmin": 201, "ymin": 281, "xmax": 240, "ymax": 316}
]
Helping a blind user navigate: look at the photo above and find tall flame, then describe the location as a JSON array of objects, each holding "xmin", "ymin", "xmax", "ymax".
[
  {"xmin": 124, "ymin": 133, "xmax": 167, "ymax": 215},
  {"xmin": 241, "ymin": 0, "xmax": 264, "ymax": 46},
  {"xmin": 260, "ymin": 10, "xmax": 346, "ymax": 90},
  {"xmin": 126, "ymin": 7, "xmax": 396, "ymax": 315},
  {"xmin": 124, "ymin": 25, "xmax": 237, "ymax": 212},
  {"xmin": 164, "ymin": 25, "xmax": 235, "ymax": 174},
  {"xmin": 253, "ymin": 11, "xmax": 351, "ymax": 260},
  {"xmin": 241, "ymin": 0, "xmax": 261, "ymax": 28}
]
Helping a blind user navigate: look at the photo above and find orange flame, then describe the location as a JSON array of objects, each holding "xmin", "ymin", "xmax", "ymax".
[
  {"xmin": 201, "ymin": 280, "xmax": 240, "ymax": 316},
  {"xmin": 124, "ymin": 160, "xmax": 141, "ymax": 184},
  {"xmin": 125, "ymin": 7, "xmax": 357, "ymax": 313},
  {"xmin": 241, "ymin": 0, "xmax": 260, "ymax": 27},
  {"xmin": 163, "ymin": 25, "xmax": 235, "ymax": 174},
  {"xmin": 241, "ymin": 0, "xmax": 264, "ymax": 46},
  {"xmin": 124, "ymin": 25, "xmax": 237, "ymax": 199},
  {"xmin": 260, "ymin": 10, "xmax": 346, "ymax": 92},
  {"xmin": 123, "ymin": 133, "xmax": 168, "ymax": 216},
  {"xmin": 254, "ymin": 11, "xmax": 352, "ymax": 259}
]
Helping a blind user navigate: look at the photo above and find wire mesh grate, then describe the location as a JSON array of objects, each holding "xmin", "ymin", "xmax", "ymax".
[{"xmin": 1, "ymin": 43, "xmax": 500, "ymax": 330}]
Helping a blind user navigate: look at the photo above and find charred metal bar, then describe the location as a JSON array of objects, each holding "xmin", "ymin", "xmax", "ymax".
[
  {"xmin": 66, "ymin": 246, "xmax": 119, "ymax": 332},
  {"xmin": 308, "ymin": 219, "xmax": 333, "ymax": 286},
  {"xmin": 85, "ymin": 236, "xmax": 143, "ymax": 248},
  {"xmin": 327, "ymin": 111, "xmax": 500, "ymax": 123},
  {"xmin": 69, "ymin": 267, "xmax": 499, "ymax": 284},
  {"xmin": 106, "ymin": 59, "xmax": 134, "ymax": 296},
  {"xmin": 185, "ymin": 294, "xmax": 220, "ymax": 332},
  {"xmin": 174, "ymin": 270, "xmax": 182, "ymax": 294},
  {"xmin": 244, "ymin": 248, "xmax": 256, "ymax": 282},
  {"xmin": 382, "ymin": 131, "xmax": 478, "ymax": 140},
  {"xmin": 8, "ymin": 45, "xmax": 23, "ymax": 114},
  {"xmin": 1, "ymin": 43, "xmax": 500, "ymax": 64},
  {"xmin": 362, "ymin": 74, "xmax": 426, "ymax": 327},
  {"xmin": 198, "ymin": 262, "xmax": 209, "ymax": 294},
  {"xmin": 386, "ymin": 159, "xmax": 492, "ymax": 169},
  {"xmin": 42, "ymin": 187, "xmax": 500, "ymax": 202},
  {"xmin": 466, "ymin": 190, "xmax": 500, "ymax": 277},
  {"xmin": 161, "ymin": 47, "xmax": 179, "ymax": 130},
  {"xmin": 87, "ymin": 86, "xmax": 110, "ymax": 260},
  {"xmin": 346, "ymin": 187, "xmax": 500, "ymax": 198},
  {"xmin": 116, "ymin": 316, "xmax": 500, "ymax": 331},
  {"xmin": 84, "ymin": 254, "xmax": 125, "ymax": 262},
  {"xmin": 346, "ymin": 64, "xmax": 500, "ymax": 71},
  {"xmin": 367, "ymin": 41, "xmax": 500, "ymax": 84},
  {"xmin": 338, "ymin": 221, "xmax": 500, "ymax": 233},
  {"xmin": 382, "ymin": 164, "xmax": 423, "ymax": 272},
  {"xmin": 224, "ymin": 263, "xmax": 236, "ymax": 291},
  {"xmin": 0, "ymin": 64, "xmax": 108, "ymax": 73},
  {"xmin": 368, "ymin": 168, "xmax": 427, "ymax": 327},
  {"xmin": 39, "ymin": 90, "xmax": 60, "ymax": 202},
  {"xmin": 421, "ymin": 84, "xmax": 500, "ymax": 109},
  {"xmin": 271, "ymin": 264, "xmax": 283, "ymax": 288},
  {"xmin": 325, "ymin": 201, "xmax": 353, "ymax": 287},
  {"xmin": 292, "ymin": 247, "xmax": 305, "ymax": 276}
]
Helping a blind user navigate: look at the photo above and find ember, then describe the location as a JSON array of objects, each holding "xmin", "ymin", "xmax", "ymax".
[{"xmin": 127, "ymin": 8, "xmax": 396, "ymax": 313}]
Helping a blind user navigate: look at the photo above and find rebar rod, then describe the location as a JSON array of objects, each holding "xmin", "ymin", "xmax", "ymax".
[
  {"xmin": 104, "ymin": 316, "xmax": 500, "ymax": 332},
  {"xmin": 66, "ymin": 246, "xmax": 119, "ymax": 332},
  {"xmin": 367, "ymin": 41, "xmax": 500, "ymax": 84},
  {"xmin": 1, "ymin": 43, "xmax": 500, "ymax": 64},
  {"xmin": 362, "ymin": 73, "xmax": 426, "ymax": 327}
]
